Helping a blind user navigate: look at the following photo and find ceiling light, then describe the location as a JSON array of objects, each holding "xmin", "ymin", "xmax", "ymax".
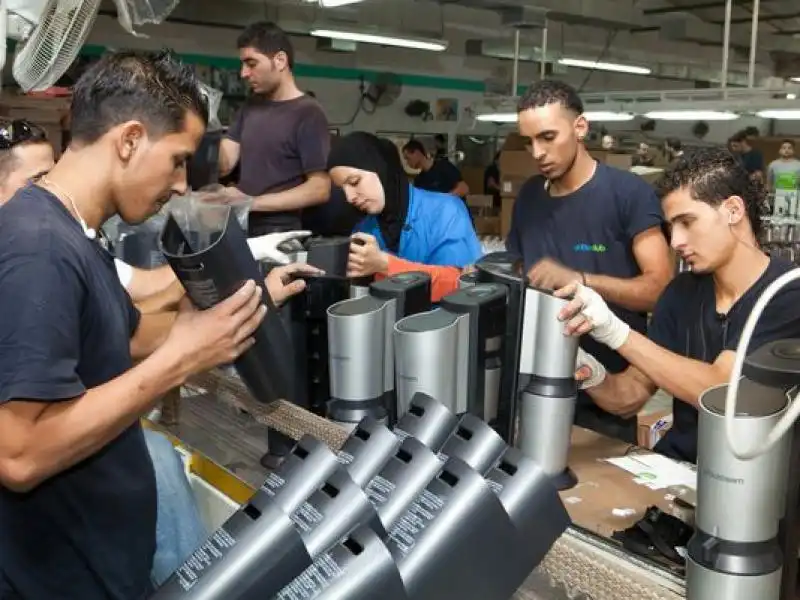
[
  {"xmin": 558, "ymin": 57, "xmax": 651, "ymax": 75},
  {"xmin": 787, "ymin": 93, "xmax": 797, "ymax": 100},
  {"xmin": 584, "ymin": 111, "xmax": 635, "ymax": 122},
  {"xmin": 644, "ymin": 110, "xmax": 739, "ymax": 121},
  {"xmin": 319, "ymin": 0, "xmax": 364, "ymax": 6},
  {"xmin": 791, "ymin": 77, "xmax": 800, "ymax": 83},
  {"xmin": 310, "ymin": 29, "xmax": 447, "ymax": 51},
  {"xmin": 756, "ymin": 109, "xmax": 800, "ymax": 119},
  {"xmin": 475, "ymin": 112, "xmax": 517, "ymax": 123}
]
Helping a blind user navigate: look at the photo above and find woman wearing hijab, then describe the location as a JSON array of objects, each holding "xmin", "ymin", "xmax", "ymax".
[{"xmin": 327, "ymin": 132, "xmax": 482, "ymax": 301}]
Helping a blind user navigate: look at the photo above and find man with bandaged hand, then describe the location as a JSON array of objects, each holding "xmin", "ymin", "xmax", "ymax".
[{"xmin": 559, "ymin": 147, "xmax": 800, "ymax": 463}]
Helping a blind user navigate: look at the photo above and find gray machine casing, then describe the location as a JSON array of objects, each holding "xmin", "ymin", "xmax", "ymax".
[
  {"xmin": 516, "ymin": 287, "xmax": 579, "ymax": 489},
  {"xmin": 393, "ymin": 284, "xmax": 507, "ymax": 421},
  {"xmin": 327, "ymin": 273, "xmax": 431, "ymax": 430},
  {"xmin": 686, "ymin": 380, "xmax": 792, "ymax": 600}
]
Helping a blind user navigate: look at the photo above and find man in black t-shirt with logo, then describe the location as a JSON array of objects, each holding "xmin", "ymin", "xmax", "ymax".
[{"xmin": 561, "ymin": 147, "xmax": 800, "ymax": 463}]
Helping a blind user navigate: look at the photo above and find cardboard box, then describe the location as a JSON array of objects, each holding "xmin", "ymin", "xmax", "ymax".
[
  {"xmin": 466, "ymin": 194, "xmax": 494, "ymax": 209},
  {"xmin": 501, "ymin": 196, "xmax": 515, "ymax": 238},
  {"xmin": 637, "ymin": 409, "xmax": 673, "ymax": 450},
  {"xmin": 605, "ymin": 152, "xmax": 634, "ymax": 170},
  {"xmin": 499, "ymin": 150, "xmax": 534, "ymax": 177},
  {"xmin": 500, "ymin": 176, "xmax": 529, "ymax": 198}
]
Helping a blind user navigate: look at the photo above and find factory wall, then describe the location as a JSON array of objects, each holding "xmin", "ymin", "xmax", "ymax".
[{"xmin": 83, "ymin": 16, "xmax": 797, "ymax": 145}]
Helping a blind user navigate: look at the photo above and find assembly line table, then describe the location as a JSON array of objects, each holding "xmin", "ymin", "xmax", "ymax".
[{"xmin": 152, "ymin": 369, "xmax": 688, "ymax": 600}]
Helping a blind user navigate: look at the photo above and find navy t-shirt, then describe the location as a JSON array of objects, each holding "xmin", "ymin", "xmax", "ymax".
[
  {"xmin": 0, "ymin": 186, "xmax": 156, "ymax": 600},
  {"xmin": 650, "ymin": 257, "xmax": 800, "ymax": 464},
  {"xmin": 506, "ymin": 163, "xmax": 664, "ymax": 439},
  {"xmin": 414, "ymin": 157, "xmax": 464, "ymax": 197}
]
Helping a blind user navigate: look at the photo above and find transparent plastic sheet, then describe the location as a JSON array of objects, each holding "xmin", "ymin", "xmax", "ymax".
[
  {"xmin": 198, "ymin": 82, "xmax": 223, "ymax": 131},
  {"xmin": 122, "ymin": 0, "xmax": 179, "ymax": 25}
]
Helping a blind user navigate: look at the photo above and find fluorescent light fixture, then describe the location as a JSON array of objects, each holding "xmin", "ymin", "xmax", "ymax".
[
  {"xmin": 644, "ymin": 110, "xmax": 739, "ymax": 121},
  {"xmin": 558, "ymin": 57, "xmax": 651, "ymax": 75},
  {"xmin": 791, "ymin": 77, "xmax": 800, "ymax": 83},
  {"xmin": 310, "ymin": 29, "xmax": 447, "ymax": 51},
  {"xmin": 584, "ymin": 111, "xmax": 635, "ymax": 122},
  {"xmin": 756, "ymin": 109, "xmax": 800, "ymax": 120},
  {"xmin": 475, "ymin": 112, "xmax": 517, "ymax": 123},
  {"xmin": 319, "ymin": 0, "xmax": 364, "ymax": 6},
  {"xmin": 787, "ymin": 93, "xmax": 797, "ymax": 100}
]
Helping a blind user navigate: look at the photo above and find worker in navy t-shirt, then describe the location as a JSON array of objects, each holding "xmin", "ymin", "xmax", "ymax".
[
  {"xmin": 563, "ymin": 147, "xmax": 800, "ymax": 463},
  {"xmin": 506, "ymin": 80, "xmax": 674, "ymax": 443}
]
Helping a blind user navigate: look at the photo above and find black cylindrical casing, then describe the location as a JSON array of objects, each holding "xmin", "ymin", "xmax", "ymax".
[
  {"xmin": 439, "ymin": 413, "xmax": 508, "ymax": 475},
  {"xmin": 385, "ymin": 457, "xmax": 523, "ymax": 600},
  {"xmin": 337, "ymin": 417, "xmax": 402, "ymax": 488},
  {"xmin": 160, "ymin": 209, "xmax": 295, "ymax": 403},
  {"xmin": 287, "ymin": 275, "xmax": 351, "ymax": 414},
  {"xmin": 151, "ymin": 489, "xmax": 311, "ymax": 599},
  {"xmin": 186, "ymin": 130, "xmax": 222, "ymax": 191},
  {"xmin": 262, "ymin": 436, "xmax": 341, "ymax": 514},
  {"xmin": 275, "ymin": 526, "xmax": 408, "ymax": 600},
  {"xmin": 484, "ymin": 446, "xmax": 571, "ymax": 570},
  {"xmin": 394, "ymin": 392, "xmax": 459, "ymax": 452},
  {"xmin": 458, "ymin": 271, "xmax": 479, "ymax": 288},
  {"xmin": 475, "ymin": 257, "xmax": 526, "ymax": 443},
  {"xmin": 369, "ymin": 273, "xmax": 432, "ymax": 322},
  {"xmin": 305, "ymin": 237, "xmax": 351, "ymax": 277}
]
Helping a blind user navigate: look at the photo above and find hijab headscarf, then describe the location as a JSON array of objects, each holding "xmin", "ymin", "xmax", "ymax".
[{"xmin": 327, "ymin": 132, "xmax": 410, "ymax": 254}]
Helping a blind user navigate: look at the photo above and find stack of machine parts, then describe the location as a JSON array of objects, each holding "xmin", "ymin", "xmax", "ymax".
[
  {"xmin": 325, "ymin": 272, "xmax": 432, "ymax": 430},
  {"xmin": 151, "ymin": 392, "xmax": 570, "ymax": 599},
  {"xmin": 686, "ymin": 340, "xmax": 797, "ymax": 600}
]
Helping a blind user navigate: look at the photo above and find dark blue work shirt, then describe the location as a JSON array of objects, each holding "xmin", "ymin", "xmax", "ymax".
[
  {"xmin": 650, "ymin": 257, "xmax": 800, "ymax": 463},
  {"xmin": 414, "ymin": 157, "xmax": 464, "ymax": 196},
  {"xmin": 0, "ymin": 186, "xmax": 156, "ymax": 600},
  {"xmin": 506, "ymin": 163, "xmax": 664, "ymax": 440}
]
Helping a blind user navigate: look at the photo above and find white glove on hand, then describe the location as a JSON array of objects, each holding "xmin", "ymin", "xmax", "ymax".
[
  {"xmin": 576, "ymin": 348, "xmax": 607, "ymax": 390},
  {"xmin": 573, "ymin": 283, "xmax": 631, "ymax": 350},
  {"xmin": 246, "ymin": 231, "xmax": 312, "ymax": 264}
]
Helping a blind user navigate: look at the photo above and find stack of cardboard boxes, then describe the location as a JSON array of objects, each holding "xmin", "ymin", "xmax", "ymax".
[{"xmin": 498, "ymin": 134, "xmax": 539, "ymax": 238}]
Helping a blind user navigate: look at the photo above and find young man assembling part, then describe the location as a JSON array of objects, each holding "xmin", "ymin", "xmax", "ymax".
[
  {"xmin": 218, "ymin": 21, "xmax": 331, "ymax": 236},
  {"xmin": 0, "ymin": 51, "xmax": 314, "ymax": 600},
  {"xmin": 563, "ymin": 147, "xmax": 800, "ymax": 463},
  {"xmin": 507, "ymin": 79, "xmax": 674, "ymax": 443}
]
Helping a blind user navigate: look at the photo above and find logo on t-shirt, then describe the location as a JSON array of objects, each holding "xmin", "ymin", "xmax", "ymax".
[{"xmin": 573, "ymin": 243, "xmax": 607, "ymax": 253}]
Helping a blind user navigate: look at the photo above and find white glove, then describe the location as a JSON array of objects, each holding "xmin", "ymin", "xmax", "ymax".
[
  {"xmin": 576, "ymin": 348, "xmax": 607, "ymax": 390},
  {"xmin": 572, "ymin": 283, "xmax": 630, "ymax": 350},
  {"xmin": 246, "ymin": 231, "xmax": 312, "ymax": 264}
]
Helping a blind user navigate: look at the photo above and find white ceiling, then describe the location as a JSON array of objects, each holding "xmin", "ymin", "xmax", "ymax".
[{"xmin": 97, "ymin": 0, "xmax": 800, "ymax": 88}]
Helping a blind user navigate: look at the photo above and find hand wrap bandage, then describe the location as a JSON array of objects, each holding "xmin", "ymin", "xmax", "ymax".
[
  {"xmin": 573, "ymin": 283, "xmax": 631, "ymax": 350},
  {"xmin": 576, "ymin": 348, "xmax": 607, "ymax": 390}
]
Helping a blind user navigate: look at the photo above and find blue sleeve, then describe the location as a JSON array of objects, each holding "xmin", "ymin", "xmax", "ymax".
[
  {"xmin": 617, "ymin": 172, "xmax": 664, "ymax": 240},
  {"xmin": 426, "ymin": 199, "xmax": 483, "ymax": 267},
  {"xmin": 0, "ymin": 250, "xmax": 86, "ymax": 404}
]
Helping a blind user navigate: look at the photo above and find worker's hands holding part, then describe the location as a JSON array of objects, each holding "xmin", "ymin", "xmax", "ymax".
[
  {"xmin": 348, "ymin": 233, "xmax": 389, "ymax": 278},
  {"xmin": 574, "ymin": 348, "xmax": 607, "ymax": 390},
  {"xmin": 164, "ymin": 280, "xmax": 266, "ymax": 374},
  {"xmin": 247, "ymin": 231, "xmax": 312, "ymax": 264},
  {"xmin": 555, "ymin": 281, "xmax": 630, "ymax": 350},
  {"xmin": 527, "ymin": 258, "xmax": 581, "ymax": 291},
  {"xmin": 265, "ymin": 263, "xmax": 325, "ymax": 307}
]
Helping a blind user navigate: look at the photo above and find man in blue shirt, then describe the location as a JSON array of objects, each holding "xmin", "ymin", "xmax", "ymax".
[
  {"xmin": 0, "ymin": 51, "xmax": 271, "ymax": 600},
  {"xmin": 562, "ymin": 147, "xmax": 800, "ymax": 463},
  {"xmin": 506, "ymin": 80, "xmax": 674, "ymax": 442}
]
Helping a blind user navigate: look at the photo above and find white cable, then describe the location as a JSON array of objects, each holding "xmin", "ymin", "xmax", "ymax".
[{"xmin": 724, "ymin": 267, "xmax": 800, "ymax": 460}]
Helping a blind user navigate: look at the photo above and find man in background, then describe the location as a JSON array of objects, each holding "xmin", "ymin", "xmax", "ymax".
[
  {"xmin": 633, "ymin": 142, "xmax": 654, "ymax": 167},
  {"xmin": 484, "ymin": 151, "xmax": 502, "ymax": 207},
  {"xmin": 433, "ymin": 133, "xmax": 448, "ymax": 159},
  {"xmin": 403, "ymin": 138, "xmax": 470, "ymax": 198},
  {"xmin": 767, "ymin": 139, "xmax": 800, "ymax": 216},
  {"xmin": 0, "ymin": 119, "xmax": 54, "ymax": 203},
  {"xmin": 601, "ymin": 134, "xmax": 616, "ymax": 151},
  {"xmin": 506, "ymin": 79, "xmax": 673, "ymax": 443},
  {"xmin": 219, "ymin": 21, "xmax": 331, "ymax": 236},
  {"xmin": 732, "ymin": 130, "xmax": 764, "ymax": 182}
]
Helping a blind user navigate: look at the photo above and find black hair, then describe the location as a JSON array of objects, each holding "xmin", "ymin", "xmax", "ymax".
[
  {"xmin": 665, "ymin": 137, "xmax": 682, "ymax": 152},
  {"xmin": 782, "ymin": 139, "xmax": 795, "ymax": 148},
  {"xmin": 730, "ymin": 130, "xmax": 747, "ymax": 143},
  {"xmin": 402, "ymin": 139, "xmax": 426, "ymax": 155},
  {"xmin": 70, "ymin": 50, "xmax": 207, "ymax": 144},
  {"xmin": 517, "ymin": 79, "xmax": 584, "ymax": 115},
  {"xmin": 656, "ymin": 147, "xmax": 763, "ymax": 239},
  {"xmin": 743, "ymin": 126, "xmax": 760, "ymax": 138},
  {"xmin": 237, "ymin": 21, "xmax": 295, "ymax": 69}
]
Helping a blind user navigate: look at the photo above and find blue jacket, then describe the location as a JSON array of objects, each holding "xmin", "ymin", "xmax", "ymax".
[{"xmin": 354, "ymin": 185, "xmax": 482, "ymax": 268}]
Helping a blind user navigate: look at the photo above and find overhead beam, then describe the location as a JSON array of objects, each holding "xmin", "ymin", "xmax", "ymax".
[
  {"xmin": 708, "ymin": 12, "xmax": 800, "ymax": 25},
  {"xmin": 643, "ymin": 2, "xmax": 728, "ymax": 16}
]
